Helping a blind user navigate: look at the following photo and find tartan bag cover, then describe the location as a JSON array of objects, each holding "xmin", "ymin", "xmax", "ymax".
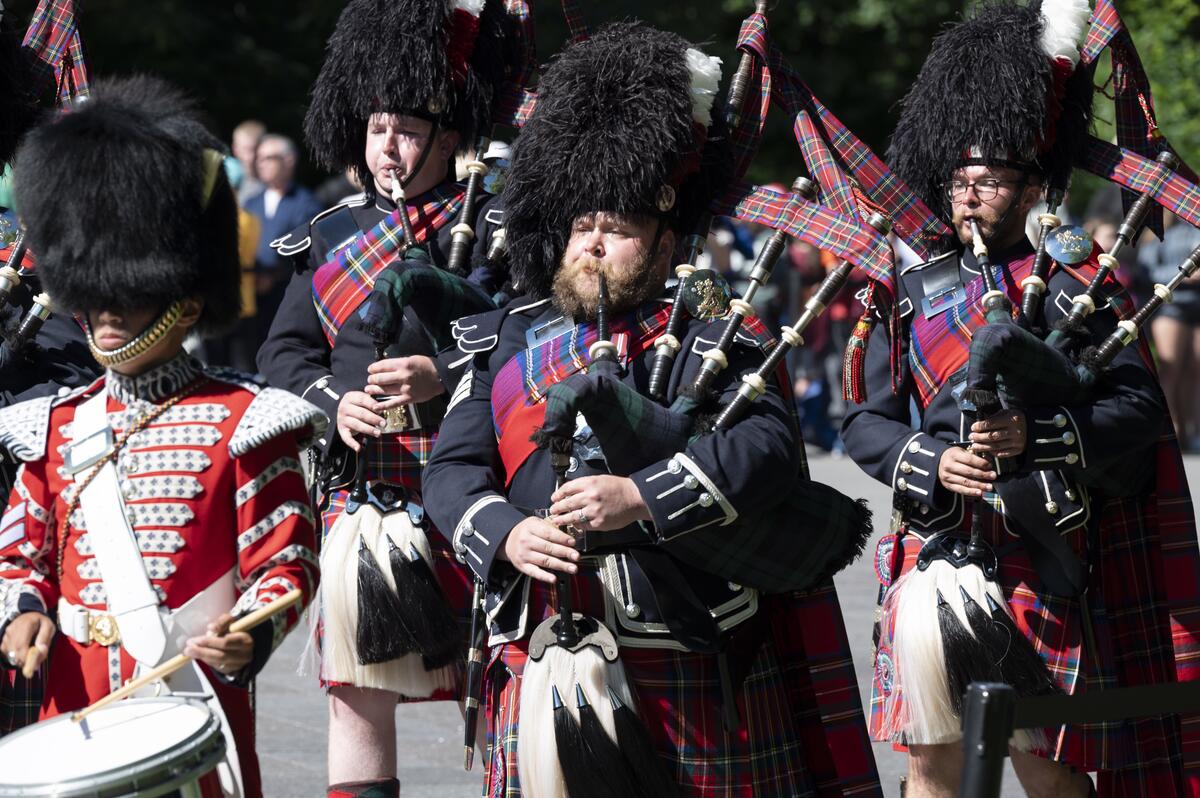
[{"xmin": 21, "ymin": 0, "xmax": 90, "ymax": 104}]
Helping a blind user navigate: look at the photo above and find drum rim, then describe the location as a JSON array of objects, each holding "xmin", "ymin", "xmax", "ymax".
[{"xmin": 0, "ymin": 697, "xmax": 226, "ymax": 797}]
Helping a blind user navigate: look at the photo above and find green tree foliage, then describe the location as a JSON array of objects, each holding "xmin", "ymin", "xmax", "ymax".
[{"xmin": 6, "ymin": 1, "xmax": 1197, "ymax": 193}]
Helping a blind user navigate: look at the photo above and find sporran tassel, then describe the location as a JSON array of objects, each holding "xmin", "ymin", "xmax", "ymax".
[
  {"xmin": 357, "ymin": 535, "xmax": 417, "ymax": 664},
  {"xmin": 608, "ymin": 687, "xmax": 679, "ymax": 797},
  {"xmin": 386, "ymin": 539, "xmax": 461, "ymax": 669}
]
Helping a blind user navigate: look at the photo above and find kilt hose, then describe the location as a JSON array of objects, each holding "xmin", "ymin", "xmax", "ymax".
[
  {"xmin": 480, "ymin": 566, "xmax": 881, "ymax": 797},
  {"xmin": 317, "ymin": 488, "xmax": 474, "ymax": 699},
  {"xmin": 871, "ymin": 490, "xmax": 1196, "ymax": 795}
]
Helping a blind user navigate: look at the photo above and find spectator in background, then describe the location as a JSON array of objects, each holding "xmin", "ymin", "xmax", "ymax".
[
  {"xmin": 1138, "ymin": 213, "xmax": 1200, "ymax": 450},
  {"xmin": 232, "ymin": 119, "xmax": 266, "ymax": 204},
  {"xmin": 243, "ymin": 133, "xmax": 322, "ymax": 349},
  {"xmin": 202, "ymin": 156, "xmax": 261, "ymax": 372}
]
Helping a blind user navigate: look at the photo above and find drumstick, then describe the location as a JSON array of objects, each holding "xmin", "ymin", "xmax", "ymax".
[
  {"xmin": 22, "ymin": 647, "xmax": 40, "ymax": 680},
  {"xmin": 72, "ymin": 588, "xmax": 303, "ymax": 723}
]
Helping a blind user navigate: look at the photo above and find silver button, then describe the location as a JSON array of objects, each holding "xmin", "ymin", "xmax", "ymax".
[
  {"xmin": 1065, "ymin": 489, "xmax": 1077, "ymax": 501},
  {"xmin": 461, "ymin": 522, "xmax": 475, "ymax": 538},
  {"xmin": 896, "ymin": 478, "xmax": 908, "ymax": 491},
  {"xmin": 1053, "ymin": 414, "xmax": 1067, "ymax": 428},
  {"xmin": 57, "ymin": 386, "xmax": 71, "ymax": 397},
  {"xmin": 567, "ymin": 457, "xmax": 579, "ymax": 474},
  {"xmin": 1045, "ymin": 501, "xmax": 1059, "ymax": 514},
  {"xmin": 667, "ymin": 459, "xmax": 683, "ymax": 474},
  {"xmin": 121, "ymin": 483, "xmax": 137, "ymax": 500},
  {"xmin": 454, "ymin": 540, "xmax": 467, "ymax": 556},
  {"xmin": 1065, "ymin": 453, "xmax": 1079, "ymax": 465},
  {"xmin": 727, "ymin": 582, "xmax": 741, "ymax": 592},
  {"xmin": 125, "ymin": 509, "xmax": 136, "ymax": 525},
  {"xmin": 698, "ymin": 492, "xmax": 714, "ymax": 507},
  {"xmin": 899, "ymin": 461, "xmax": 913, "ymax": 474},
  {"xmin": 683, "ymin": 475, "xmax": 699, "ymax": 490},
  {"xmin": 919, "ymin": 504, "xmax": 930, "ymax": 515},
  {"xmin": 124, "ymin": 456, "xmax": 139, "ymax": 474},
  {"xmin": 1062, "ymin": 431, "xmax": 1076, "ymax": 446},
  {"xmin": 908, "ymin": 440, "xmax": 921, "ymax": 453},
  {"xmin": 624, "ymin": 603, "xmax": 641, "ymax": 618}
]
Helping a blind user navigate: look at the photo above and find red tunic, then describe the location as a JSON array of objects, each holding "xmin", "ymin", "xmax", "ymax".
[{"xmin": 0, "ymin": 356, "xmax": 323, "ymax": 797}]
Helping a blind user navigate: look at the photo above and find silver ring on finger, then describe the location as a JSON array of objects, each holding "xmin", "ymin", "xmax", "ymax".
[
  {"xmin": 575, "ymin": 509, "xmax": 588, "ymax": 526},
  {"xmin": 6, "ymin": 649, "xmax": 19, "ymax": 667}
]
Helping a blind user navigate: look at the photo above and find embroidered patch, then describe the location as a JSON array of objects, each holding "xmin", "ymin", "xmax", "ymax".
[{"xmin": 874, "ymin": 533, "xmax": 899, "ymax": 588}]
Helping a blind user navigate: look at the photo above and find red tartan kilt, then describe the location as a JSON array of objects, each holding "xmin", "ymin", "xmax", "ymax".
[
  {"xmin": 871, "ymin": 498, "xmax": 1192, "ymax": 792},
  {"xmin": 481, "ymin": 568, "xmax": 879, "ymax": 797},
  {"xmin": 316, "ymin": 487, "xmax": 474, "ymax": 700}
]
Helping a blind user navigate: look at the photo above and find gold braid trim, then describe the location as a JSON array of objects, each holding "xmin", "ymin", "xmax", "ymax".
[{"xmin": 85, "ymin": 301, "xmax": 183, "ymax": 368}]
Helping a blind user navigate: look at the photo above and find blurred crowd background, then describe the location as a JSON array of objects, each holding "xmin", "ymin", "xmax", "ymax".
[{"xmin": 0, "ymin": 0, "xmax": 1197, "ymax": 451}]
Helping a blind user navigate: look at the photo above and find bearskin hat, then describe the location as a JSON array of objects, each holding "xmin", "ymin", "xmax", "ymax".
[
  {"xmin": 0, "ymin": 9, "xmax": 38, "ymax": 167},
  {"xmin": 13, "ymin": 76, "xmax": 240, "ymax": 335},
  {"xmin": 888, "ymin": 0, "xmax": 1094, "ymax": 222},
  {"xmin": 304, "ymin": 0, "xmax": 511, "ymax": 194},
  {"xmin": 502, "ymin": 22, "xmax": 728, "ymax": 300}
]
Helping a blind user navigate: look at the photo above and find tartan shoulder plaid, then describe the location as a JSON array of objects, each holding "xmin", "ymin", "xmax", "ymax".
[
  {"xmin": 908, "ymin": 253, "xmax": 1104, "ymax": 409},
  {"xmin": 490, "ymin": 303, "xmax": 672, "ymax": 484},
  {"xmin": 310, "ymin": 182, "xmax": 466, "ymax": 347}
]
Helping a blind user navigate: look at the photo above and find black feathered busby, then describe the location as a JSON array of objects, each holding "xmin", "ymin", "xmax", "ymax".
[
  {"xmin": 13, "ymin": 76, "xmax": 240, "ymax": 335},
  {"xmin": 304, "ymin": 0, "xmax": 511, "ymax": 195},
  {"xmin": 502, "ymin": 22, "xmax": 728, "ymax": 299},
  {"xmin": 0, "ymin": 9, "xmax": 39, "ymax": 167},
  {"xmin": 888, "ymin": 0, "xmax": 1095, "ymax": 222}
]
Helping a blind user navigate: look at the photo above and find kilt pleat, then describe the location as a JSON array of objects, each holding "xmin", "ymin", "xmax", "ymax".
[
  {"xmin": 480, "ymin": 574, "xmax": 880, "ymax": 797},
  {"xmin": 870, "ymin": 493, "xmax": 1195, "ymax": 794}
]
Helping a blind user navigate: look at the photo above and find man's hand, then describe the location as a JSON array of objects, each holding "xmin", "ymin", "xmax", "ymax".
[
  {"xmin": 547, "ymin": 475, "xmax": 651, "ymax": 531},
  {"xmin": 365, "ymin": 356, "xmax": 445, "ymax": 407},
  {"xmin": 969, "ymin": 409, "xmax": 1027, "ymax": 458},
  {"xmin": 938, "ymin": 447, "xmax": 997, "ymax": 498},
  {"xmin": 183, "ymin": 613, "xmax": 254, "ymax": 676},
  {"xmin": 1, "ymin": 612, "xmax": 54, "ymax": 674},
  {"xmin": 336, "ymin": 391, "xmax": 385, "ymax": 451},
  {"xmin": 498, "ymin": 516, "xmax": 580, "ymax": 584}
]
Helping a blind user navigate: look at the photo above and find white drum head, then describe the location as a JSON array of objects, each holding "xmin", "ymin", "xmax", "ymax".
[{"xmin": 0, "ymin": 697, "xmax": 224, "ymax": 797}]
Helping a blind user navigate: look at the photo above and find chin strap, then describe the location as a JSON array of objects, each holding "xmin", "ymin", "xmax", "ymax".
[{"xmin": 85, "ymin": 301, "xmax": 183, "ymax": 368}]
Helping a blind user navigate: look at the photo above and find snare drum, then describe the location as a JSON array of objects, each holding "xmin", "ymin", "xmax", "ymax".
[{"xmin": 0, "ymin": 696, "xmax": 225, "ymax": 797}]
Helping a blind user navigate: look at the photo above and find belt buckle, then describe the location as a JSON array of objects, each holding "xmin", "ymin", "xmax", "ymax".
[
  {"xmin": 88, "ymin": 613, "xmax": 121, "ymax": 646},
  {"xmin": 380, "ymin": 403, "xmax": 416, "ymax": 434}
]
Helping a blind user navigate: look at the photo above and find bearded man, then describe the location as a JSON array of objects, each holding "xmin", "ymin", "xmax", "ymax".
[{"xmin": 423, "ymin": 22, "xmax": 879, "ymax": 797}]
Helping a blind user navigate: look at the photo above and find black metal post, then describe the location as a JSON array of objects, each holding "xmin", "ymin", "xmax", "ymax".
[{"xmin": 959, "ymin": 682, "xmax": 1016, "ymax": 798}]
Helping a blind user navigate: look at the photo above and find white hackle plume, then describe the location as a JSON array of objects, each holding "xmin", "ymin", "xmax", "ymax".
[
  {"xmin": 1039, "ymin": 0, "xmax": 1093, "ymax": 65},
  {"xmin": 517, "ymin": 646, "xmax": 638, "ymax": 798},
  {"xmin": 685, "ymin": 48, "xmax": 723, "ymax": 128},
  {"xmin": 451, "ymin": 0, "xmax": 486, "ymax": 16}
]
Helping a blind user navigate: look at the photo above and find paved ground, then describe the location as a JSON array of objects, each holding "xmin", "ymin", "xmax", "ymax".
[{"xmin": 257, "ymin": 453, "xmax": 1200, "ymax": 797}]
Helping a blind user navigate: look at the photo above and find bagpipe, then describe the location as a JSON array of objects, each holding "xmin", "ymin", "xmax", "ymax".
[{"xmin": 309, "ymin": 172, "xmax": 497, "ymax": 697}]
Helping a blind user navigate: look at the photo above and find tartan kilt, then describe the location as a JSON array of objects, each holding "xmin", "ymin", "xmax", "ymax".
[
  {"xmin": 870, "ymin": 494, "xmax": 1194, "ymax": 794},
  {"xmin": 0, "ymin": 668, "xmax": 41, "ymax": 737},
  {"xmin": 480, "ymin": 567, "xmax": 880, "ymax": 797},
  {"xmin": 315, "ymin": 485, "xmax": 474, "ymax": 700}
]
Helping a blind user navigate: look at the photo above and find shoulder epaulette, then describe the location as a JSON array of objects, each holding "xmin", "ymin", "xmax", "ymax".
[
  {"xmin": 900, "ymin": 248, "xmax": 956, "ymax": 276},
  {"xmin": 227, "ymin": 386, "xmax": 327, "ymax": 458},
  {"xmin": 269, "ymin": 195, "xmax": 369, "ymax": 258},
  {"xmin": 0, "ymin": 378, "xmax": 99, "ymax": 462}
]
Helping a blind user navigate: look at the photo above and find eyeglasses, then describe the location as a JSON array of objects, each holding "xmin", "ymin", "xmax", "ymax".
[
  {"xmin": 256, "ymin": 153, "xmax": 285, "ymax": 164},
  {"xmin": 942, "ymin": 178, "xmax": 1024, "ymax": 202}
]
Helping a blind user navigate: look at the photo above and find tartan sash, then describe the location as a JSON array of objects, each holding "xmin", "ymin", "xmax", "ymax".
[
  {"xmin": 490, "ymin": 303, "xmax": 672, "ymax": 485},
  {"xmin": 311, "ymin": 183, "xmax": 466, "ymax": 346}
]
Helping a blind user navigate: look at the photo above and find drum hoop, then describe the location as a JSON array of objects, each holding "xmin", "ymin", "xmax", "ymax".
[{"xmin": 0, "ymin": 698, "xmax": 226, "ymax": 798}]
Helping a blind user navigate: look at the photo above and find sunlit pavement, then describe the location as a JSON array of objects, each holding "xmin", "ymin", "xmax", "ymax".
[{"xmin": 256, "ymin": 453, "xmax": 1200, "ymax": 797}]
